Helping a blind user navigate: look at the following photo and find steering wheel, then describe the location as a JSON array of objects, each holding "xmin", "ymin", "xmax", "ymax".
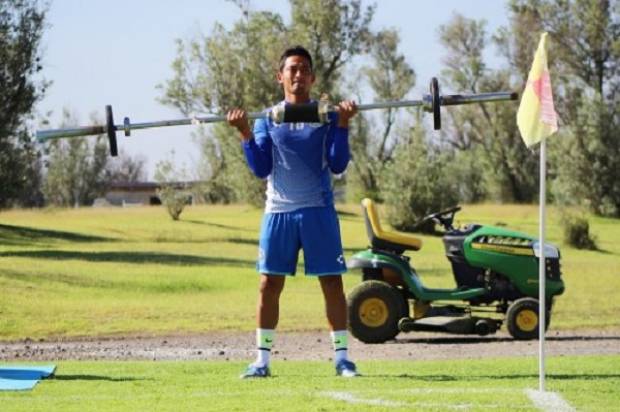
[{"xmin": 416, "ymin": 206, "xmax": 461, "ymax": 231}]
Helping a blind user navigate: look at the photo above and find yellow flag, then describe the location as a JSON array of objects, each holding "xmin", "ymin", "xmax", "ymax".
[{"xmin": 517, "ymin": 32, "xmax": 558, "ymax": 147}]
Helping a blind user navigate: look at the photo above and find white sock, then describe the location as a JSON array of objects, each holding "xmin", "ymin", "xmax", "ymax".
[
  {"xmin": 331, "ymin": 330, "xmax": 349, "ymax": 364},
  {"xmin": 254, "ymin": 328, "xmax": 274, "ymax": 367},
  {"xmin": 255, "ymin": 349, "xmax": 270, "ymax": 368}
]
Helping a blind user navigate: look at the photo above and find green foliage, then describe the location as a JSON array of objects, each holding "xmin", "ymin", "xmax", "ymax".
[
  {"xmin": 439, "ymin": 14, "xmax": 538, "ymax": 203},
  {"xmin": 42, "ymin": 111, "xmax": 110, "ymax": 207},
  {"xmin": 438, "ymin": 2, "xmax": 619, "ymax": 210},
  {"xmin": 561, "ymin": 211, "xmax": 597, "ymax": 250},
  {"xmin": 212, "ymin": 123, "xmax": 265, "ymax": 207},
  {"xmin": 289, "ymin": 0, "xmax": 375, "ymax": 94},
  {"xmin": 157, "ymin": 186, "xmax": 190, "ymax": 221},
  {"xmin": 159, "ymin": 0, "xmax": 376, "ymax": 206},
  {"xmin": 507, "ymin": 0, "xmax": 620, "ymax": 216},
  {"xmin": 154, "ymin": 0, "xmax": 618, "ymax": 216},
  {"xmin": 347, "ymin": 29, "xmax": 416, "ymax": 202},
  {"xmin": 43, "ymin": 110, "xmax": 145, "ymax": 207},
  {"xmin": 346, "ymin": 112, "xmax": 379, "ymax": 202},
  {"xmin": 447, "ymin": 147, "xmax": 488, "ymax": 203},
  {"xmin": 381, "ymin": 117, "xmax": 459, "ymax": 233},
  {"xmin": 0, "ymin": 0, "xmax": 47, "ymax": 208},
  {"xmin": 154, "ymin": 155, "xmax": 191, "ymax": 220},
  {"xmin": 106, "ymin": 151, "xmax": 147, "ymax": 183},
  {"xmin": 158, "ymin": 8, "xmax": 287, "ymax": 207},
  {"xmin": 550, "ymin": 95, "xmax": 620, "ymax": 217}
]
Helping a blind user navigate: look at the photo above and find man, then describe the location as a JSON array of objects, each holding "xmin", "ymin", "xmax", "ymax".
[{"xmin": 227, "ymin": 45, "xmax": 358, "ymax": 378}]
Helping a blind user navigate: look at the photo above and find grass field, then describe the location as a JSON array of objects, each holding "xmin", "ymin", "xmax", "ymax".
[
  {"xmin": 1, "ymin": 355, "xmax": 618, "ymax": 411},
  {"xmin": 1, "ymin": 204, "xmax": 619, "ymax": 410},
  {"xmin": 0, "ymin": 203, "xmax": 619, "ymax": 340}
]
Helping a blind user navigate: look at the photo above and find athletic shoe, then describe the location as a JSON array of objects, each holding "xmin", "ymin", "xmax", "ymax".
[
  {"xmin": 240, "ymin": 364, "xmax": 271, "ymax": 379},
  {"xmin": 335, "ymin": 359, "xmax": 359, "ymax": 377}
]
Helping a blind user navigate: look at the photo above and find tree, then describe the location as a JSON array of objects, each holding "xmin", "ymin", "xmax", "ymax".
[
  {"xmin": 381, "ymin": 112, "xmax": 459, "ymax": 233},
  {"xmin": 288, "ymin": 0, "xmax": 375, "ymax": 95},
  {"xmin": 0, "ymin": 0, "xmax": 47, "ymax": 208},
  {"xmin": 42, "ymin": 110, "xmax": 109, "ymax": 207},
  {"xmin": 347, "ymin": 29, "xmax": 416, "ymax": 201},
  {"xmin": 541, "ymin": 0, "xmax": 619, "ymax": 216},
  {"xmin": 106, "ymin": 151, "xmax": 147, "ymax": 183},
  {"xmin": 191, "ymin": 127, "xmax": 237, "ymax": 204},
  {"xmin": 495, "ymin": 0, "xmax": 620, "ymax": 216},
  {"xmin": 438, "ymin": 13, "xmax": 539, "ymax": 203},
  {"xmin": 159, "ymin": 9, "xmax": 287, "ymax": 206},
  {"xmin": 159, "ymin": 0, "xmax": 375, "ymax": 206}
]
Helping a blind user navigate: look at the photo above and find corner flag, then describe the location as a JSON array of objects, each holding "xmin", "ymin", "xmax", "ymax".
[
  {"xmin": 517, "ymin": 32, "xmax": 560, "ymax": 393},
  {"xmin": 517, "ymin": 32, "xmax": 558, "ymax": 147}
]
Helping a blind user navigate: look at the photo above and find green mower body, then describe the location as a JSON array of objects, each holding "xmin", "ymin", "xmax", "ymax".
[{"xmin": 347, "ymin": 200, "xmax": 565, "ymax": 342}]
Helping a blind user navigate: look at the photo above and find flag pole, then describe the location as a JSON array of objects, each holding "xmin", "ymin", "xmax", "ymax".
[
  {"xmin": 538, "ymin": 138, "xmax": 547, "ymax": 392},
  {"xmin": 516, "ymin": 31, "xmax": 557, "ymax": 393}
]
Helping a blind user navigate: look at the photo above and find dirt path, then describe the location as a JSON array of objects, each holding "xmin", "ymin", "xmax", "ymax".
[{"xmin": 2, "ymin": 329, "xmax": 619, "ymax": 362}]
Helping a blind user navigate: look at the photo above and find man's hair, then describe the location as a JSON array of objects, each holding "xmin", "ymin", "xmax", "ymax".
[{"xmin": 278, "ymin": 45, "xmax": 313, "ymax": 72}]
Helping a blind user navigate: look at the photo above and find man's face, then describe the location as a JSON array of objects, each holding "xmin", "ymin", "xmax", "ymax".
[{"xmin": 277, "ymin": 55, "xmax": 315, "ymax": 98}]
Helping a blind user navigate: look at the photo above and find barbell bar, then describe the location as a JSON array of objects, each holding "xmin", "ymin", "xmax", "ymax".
[{"xmin": 36, "ymin": 77, "xmax": 518, "ymax": 156}]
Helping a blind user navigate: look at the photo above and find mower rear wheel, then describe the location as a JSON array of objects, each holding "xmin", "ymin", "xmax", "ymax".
[
  {"xmin": 506, "ymin": 297, "xmax": 550, "ymax": 340},
  {"xmin": 347, "ymin": 280, "xmax": 407, "ymax": 343}
]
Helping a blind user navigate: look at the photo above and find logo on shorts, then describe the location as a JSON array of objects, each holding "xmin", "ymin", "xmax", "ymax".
[
  {"xmin": 258, "ymin": 248, "xmax": 265, "ymax": 262},
  {"xmin": 336, "ymin": 254, "xmax": 344, "ymax": 265}
]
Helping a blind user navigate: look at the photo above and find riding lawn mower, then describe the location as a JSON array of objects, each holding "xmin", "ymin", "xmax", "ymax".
[{"xmin": 346, "ymin": 198, "xmax": 565, "ymax": 342}]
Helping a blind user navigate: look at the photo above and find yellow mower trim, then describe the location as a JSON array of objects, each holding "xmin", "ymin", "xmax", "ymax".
[
  {"xmin": 471, "ymin": 242, "xmax": 534, "ymax": 256},
  {"xmin": 362, "ymin": 198, "xmax": 423, "ymax": 251}
]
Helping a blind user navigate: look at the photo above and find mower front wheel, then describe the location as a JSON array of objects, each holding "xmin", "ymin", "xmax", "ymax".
[
  {"xmin": 347, "ymin": 280, "xmax": 407, "ymax": 343},
  {"xmin": 506, "ymin": 297, "xmax": 550, "ymax": 340}
]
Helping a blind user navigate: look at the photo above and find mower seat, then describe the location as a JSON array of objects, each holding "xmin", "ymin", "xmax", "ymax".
[{"xmin": 361, "ymin": 198, "xmax": 423, "ymax": 253}]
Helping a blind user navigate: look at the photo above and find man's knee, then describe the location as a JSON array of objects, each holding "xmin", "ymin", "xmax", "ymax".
[
  {"xmin": 259, "ymin": 275, "xmax": 285, "ymax": 297},
  {"xmin": 319, "ymin": 275, "xmax": 344, "ymax": 294}
]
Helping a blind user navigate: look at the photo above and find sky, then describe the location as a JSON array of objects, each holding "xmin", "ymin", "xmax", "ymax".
[{"xmin": 38, "ymin": 0, "xmax": 510, "ymax": 179}]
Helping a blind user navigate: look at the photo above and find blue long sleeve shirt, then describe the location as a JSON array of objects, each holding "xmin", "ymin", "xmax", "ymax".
[{"xmin": 242, "ymin": 106, "xmax": 350, "ymax": 213}]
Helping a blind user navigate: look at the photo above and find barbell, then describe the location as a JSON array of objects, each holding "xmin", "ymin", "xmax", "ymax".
[{"xmin": 36, "ymin": 77, "xmax": 518, "ymax": 156}]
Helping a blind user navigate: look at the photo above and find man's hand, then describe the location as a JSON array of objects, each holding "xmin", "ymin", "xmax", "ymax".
[
  {"xmin": 336, "ymin": 100, "xmax": 358, "ymax": 128},
  {"xmin": 227, "ymin": 109, "xmax": 252, "ymax": 141}
]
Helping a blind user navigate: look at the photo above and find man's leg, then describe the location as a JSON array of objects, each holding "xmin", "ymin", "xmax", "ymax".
[
  {"xmin": 300, "ymin": 207, "xmax": 357, "ymax": 376},
  {"xmin": 257, "ymin": 274, "xmax": 286, "ymax": 329},
  {"xmin": 253, "ymin": 274, "xmax": 285, "ymax": 367},
  {"xmin": 319, "ymin": 275, "xmax": 357, "ymax": 376},
  {"xmin": 243, "ymin": 211, "xmax": 296, "ymax": 378},
  {"xmin": 318, "ymin": 275, "xmax": 346, "ymax": 331}
]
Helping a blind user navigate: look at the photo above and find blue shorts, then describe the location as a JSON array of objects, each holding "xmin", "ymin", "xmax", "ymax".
[{"xmin": 257, "ymin": 206, "xmax": 347, "ymax": 276}]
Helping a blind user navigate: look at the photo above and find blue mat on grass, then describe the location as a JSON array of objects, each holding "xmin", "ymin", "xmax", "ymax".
[{"xmin": 0, "ymin": 365, "xmax": 56, "ymax": 390}]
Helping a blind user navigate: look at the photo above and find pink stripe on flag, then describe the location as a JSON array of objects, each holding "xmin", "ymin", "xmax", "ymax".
[{"xmin": 531, "ymin": 71, "xmax": 558, "ymax": 129}]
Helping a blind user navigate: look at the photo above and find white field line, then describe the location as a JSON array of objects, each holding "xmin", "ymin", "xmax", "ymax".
[
  {"xmin": 321, "ymin": 391, "xmax": 406, "ymax": 407},
  {"xmin": 401, "ymin": 387, "xmax": 517, "ymax": 394},
  {"xmin": 525, "ymin": 389, "xmax": 576, "ymax": 412},
  {"xmin": 320, "ymin": 390, "xmax": 532, "ymax": 410}
]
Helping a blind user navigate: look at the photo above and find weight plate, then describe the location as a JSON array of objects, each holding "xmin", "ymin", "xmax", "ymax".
[
  {"xmin": 430, "ymin": 77, "xmax": 441, "ymax": 130},
  {"xmin": 105, "ymin": 105, "xmax": 118, "ymax": 156}
]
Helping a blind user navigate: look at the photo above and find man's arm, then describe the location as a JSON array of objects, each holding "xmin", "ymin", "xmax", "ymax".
[
  {"xmin": 326, "ymin": 124, "xmax": 350, "ymax": 174},
  {"xmin": 327, "ymin": 100, "xmax": 357, "ymax": 174},
  {"xmin": 243, "ymin": 119, "xmax": 273, "ymax": 178},
  {"xmin": 228, "ymin": 109, "xmax": 273, "ymax": 178}
]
